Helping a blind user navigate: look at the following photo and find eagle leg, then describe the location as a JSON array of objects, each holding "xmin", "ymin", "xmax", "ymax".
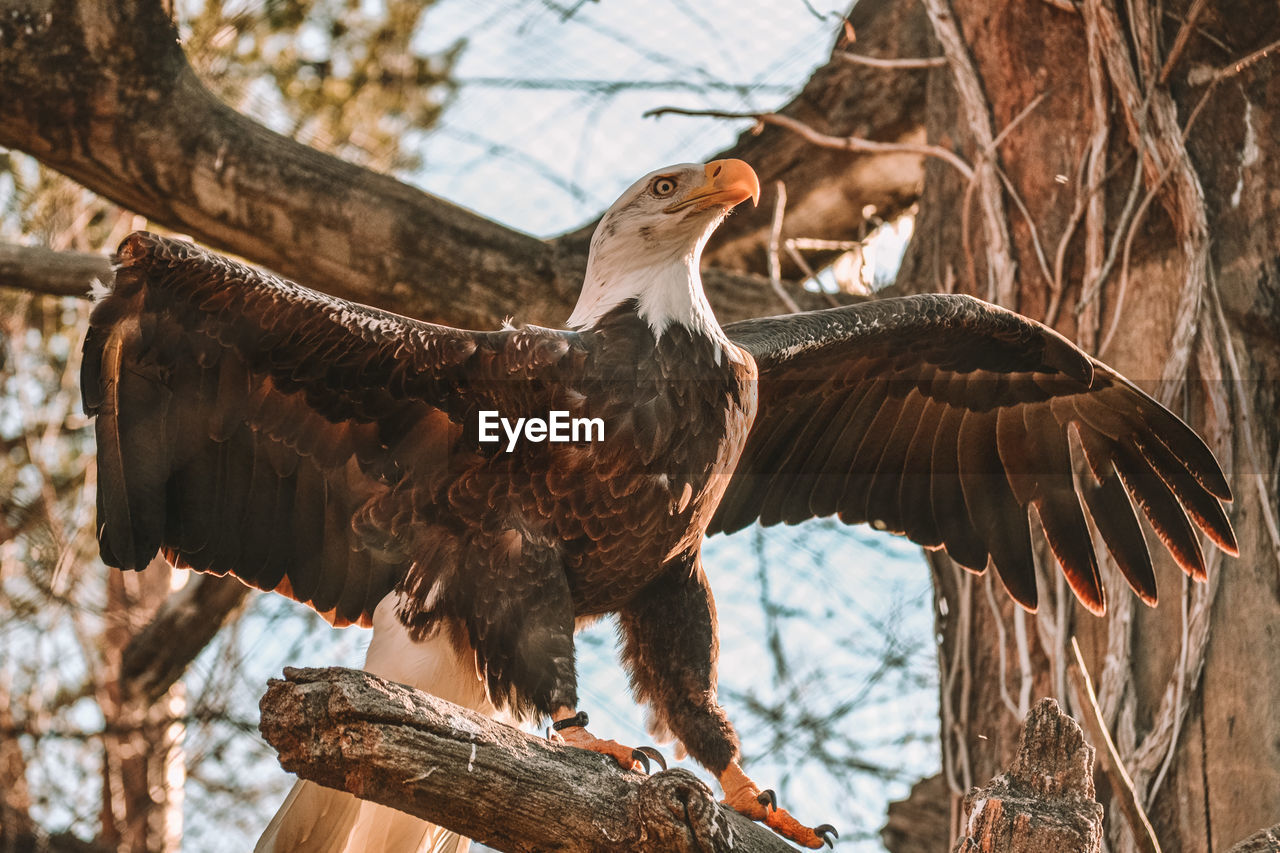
[
  {"xmin": 616, "ymin": 561, "xmax": 835, "ymax": 845},
  {"xmin": 719, "ymin": 761, "xmax": 838, "ymax": 849},
  {"xmin": 550, "ymin": 709, "xmax": 664, "ymax": 774}
]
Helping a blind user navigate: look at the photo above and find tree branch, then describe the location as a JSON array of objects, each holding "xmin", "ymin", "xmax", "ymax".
[
  {"xmin": 0, "ymin": 0, "xmax": 829, "ymax": 327},
  {"xmin": 645, "ymin": 108, "xmax": 974, "ymax": 182},
  {"xmin": 695, "ymin": 0, "xmax": 938, "ymax": 277},
  {"xmin": 119, "ymin": 572, "xmax": 251, "ymax": 707},
  {"xmin": 259, "ymin": 667, "xmax": 801, "ymax": 853},
  {"xmin": 834, "ymin": 51, "xmax": 947, "ymax": 70},
  {"xmin": 0, "ymin": 242, "xmax": 110, "ymax": 298}
]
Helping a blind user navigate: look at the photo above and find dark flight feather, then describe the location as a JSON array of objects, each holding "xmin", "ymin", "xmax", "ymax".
[
  {"xmin": 83, "ymin": 232, "xmax": 589, "ymax": 629},
  {"xmin": 712, "ymin": 294, "xmax": 1234, "ymax": 612}
]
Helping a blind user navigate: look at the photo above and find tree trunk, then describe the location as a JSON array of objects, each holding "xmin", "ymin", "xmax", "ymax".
[
  {"xmin": 97, "ymin": 561, "xmax": 184, "ymax": 853},
  {"xmin": 894, "ymin": 1, "xmax": 1280, "ymax": 850}
]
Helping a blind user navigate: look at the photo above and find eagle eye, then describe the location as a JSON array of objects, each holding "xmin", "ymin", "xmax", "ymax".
[{"xmin": 650, "ymin": 176, "xmax": 678, "ymax": 198}]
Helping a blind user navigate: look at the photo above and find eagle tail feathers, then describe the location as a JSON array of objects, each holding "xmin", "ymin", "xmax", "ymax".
[{"xmin": 256, "ymin": 595, "xmax": 494, "ymax": 853}]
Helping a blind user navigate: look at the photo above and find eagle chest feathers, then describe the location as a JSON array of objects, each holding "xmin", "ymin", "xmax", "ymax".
[{"xmin": 538, "ymin": 306, "xmax": 758, "ymax": 612}]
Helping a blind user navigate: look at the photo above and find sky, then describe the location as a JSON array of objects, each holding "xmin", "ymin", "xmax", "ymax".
[{"xmin": 408, "ymin": 0, "xmax": 859, "ymax": 235}]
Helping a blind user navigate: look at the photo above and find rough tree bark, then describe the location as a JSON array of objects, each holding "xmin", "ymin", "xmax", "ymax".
[
  {"xmin": 1227, "ymin": 824, "xmax": 1280, "ymax": 853},
  {"xmin": 258, "ymin": 668, "xmax": 798, "ymax": 853},
  {"xmin": 891, "ymin": 1, "xmax": 1280, "ymax": 850},
  {"xmin": 952, "ymin": 699, "xmax": 1103, "ymax": 853}
]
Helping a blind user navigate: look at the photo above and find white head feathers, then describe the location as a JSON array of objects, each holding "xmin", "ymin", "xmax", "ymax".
[{"xmin": 566, "ymin": 160, "xmax": 760, "ymax": 341}]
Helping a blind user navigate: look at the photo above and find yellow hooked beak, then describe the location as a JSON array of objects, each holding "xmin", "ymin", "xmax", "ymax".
[{"xmin": 664, "ymin": 159, "xmax": 761, "ymax": 214}]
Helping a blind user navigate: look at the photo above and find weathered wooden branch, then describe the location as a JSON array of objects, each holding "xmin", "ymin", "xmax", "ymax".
[
  {"xmin": 259, "ymin": 667, "xmax": 801, "ymax": 853},
  {"xmin": 0, "ymin": 0, "xmax": 844, "ymax": 327},
  {"xmin": 951, "ymin": 698, "xmax": 1103, "ymax": 853},
  {"xmin": 0, "ymin": 242, "xmax": 111, "ymax": 298}
]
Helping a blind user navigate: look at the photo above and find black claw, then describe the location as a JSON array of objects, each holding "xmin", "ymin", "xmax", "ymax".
[
  {"xmin": 635, "ymin": 745, "xmax": 667, "ymax": 772},
  {"xmin": 756, "ymin": 789, "xmax": 777, "ymax": 811},
  {"xmin": 815, "ymin": 824, "xmax": 838, "ymax": 848},
  {"xmin": 629, "ymin": 748, "xmax": 651, "ymax": 774}
]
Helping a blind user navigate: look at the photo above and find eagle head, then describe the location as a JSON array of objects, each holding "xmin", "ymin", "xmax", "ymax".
[{"xmin": 568, "ymin": 160, "xmax": 760, "ymax": 336}]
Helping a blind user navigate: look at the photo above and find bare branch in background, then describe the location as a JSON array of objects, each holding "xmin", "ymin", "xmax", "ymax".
[
  {"xmin": 0, "ymin": 243, "xmax": 111, "ymax": 298},
  {"xmin": 120, "ymin": 573, "xmax": 252, "ymax": 707},
  {"xmin": 766, "ymin": 182, "xmax": 802, "ymax": 313},
  {"xmin": 834, "ymin": 51, "xmax": 947, "ymax": 70},
  {"xmin": 646, "ymin": 107, "xmax": 975, "ymax": 182}
]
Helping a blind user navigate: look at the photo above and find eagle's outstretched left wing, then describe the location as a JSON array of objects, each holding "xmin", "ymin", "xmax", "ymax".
[
  {"xmin": 82, "ymin": 232, "xmax": 585, "ymax": 628},
  {"xmin": 711, "ymin": 293, "xmax": 1236, "ymax": 614}
]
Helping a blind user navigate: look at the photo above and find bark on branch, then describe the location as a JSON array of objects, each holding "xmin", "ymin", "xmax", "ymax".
[
  {"xmin": 0, "ymin": 242, "xmax": 111, "ymax": 298},
  {"xmin": 1227, "ymin": 824, "xmax": 1280, "ymax": 853},
  {"xmin": 259, "ymin": 667, "xmax": 801, "ymax": 853}
]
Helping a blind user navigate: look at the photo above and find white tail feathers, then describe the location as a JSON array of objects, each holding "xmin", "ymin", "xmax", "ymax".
[{"xmin": 256, "ymin": 595, "xmax": 499, "ymax": 853}]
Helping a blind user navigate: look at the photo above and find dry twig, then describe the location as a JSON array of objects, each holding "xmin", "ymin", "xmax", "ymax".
[
  {"xmin": 644, "ymin": 107, "xmax": 975, "ymax": 181},
  {"xmin": 834, "ymin": 51, "xmax": 947, "ymax": 70},
  {"xmin": 1068, "ymin": 638, "xmax": 1161, "ymax": 853},
  {"xmin": 766, "ymin": 181, "xmax": 801, "ymax": 313}
]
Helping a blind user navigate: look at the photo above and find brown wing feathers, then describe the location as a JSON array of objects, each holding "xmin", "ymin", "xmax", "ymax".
[
  {"xmin": 82, "ymin": 232, "xmax": 579, "ymax": 627},
  {"xmin": 715, "ymin": 294, "xmax": 1236, "ymax": 612},
  {"xmin": 86, "ymin": 233, "xmax": 1234, "ymax": 624}
]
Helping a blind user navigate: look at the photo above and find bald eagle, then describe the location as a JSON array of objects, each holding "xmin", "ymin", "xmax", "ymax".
[{"xmin": 83, "ymin": 159, "xmax": 1235, "ymax": 851}]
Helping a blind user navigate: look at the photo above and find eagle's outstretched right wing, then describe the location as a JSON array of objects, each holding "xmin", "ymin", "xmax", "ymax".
[{"xmin": 713, "ymin": 294, "xmax": 1236, "ymax": 613}]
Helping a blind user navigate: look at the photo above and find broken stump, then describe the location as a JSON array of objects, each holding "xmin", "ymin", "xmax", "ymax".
[{"xmin": 952, "ymin": 698, "xmax": 1103, "ymax": 853}]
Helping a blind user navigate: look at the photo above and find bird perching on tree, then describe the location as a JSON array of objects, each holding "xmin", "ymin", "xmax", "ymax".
[{"xmin": 82, "ymin": 159, "xmax": 1236, "ymax": 851}]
